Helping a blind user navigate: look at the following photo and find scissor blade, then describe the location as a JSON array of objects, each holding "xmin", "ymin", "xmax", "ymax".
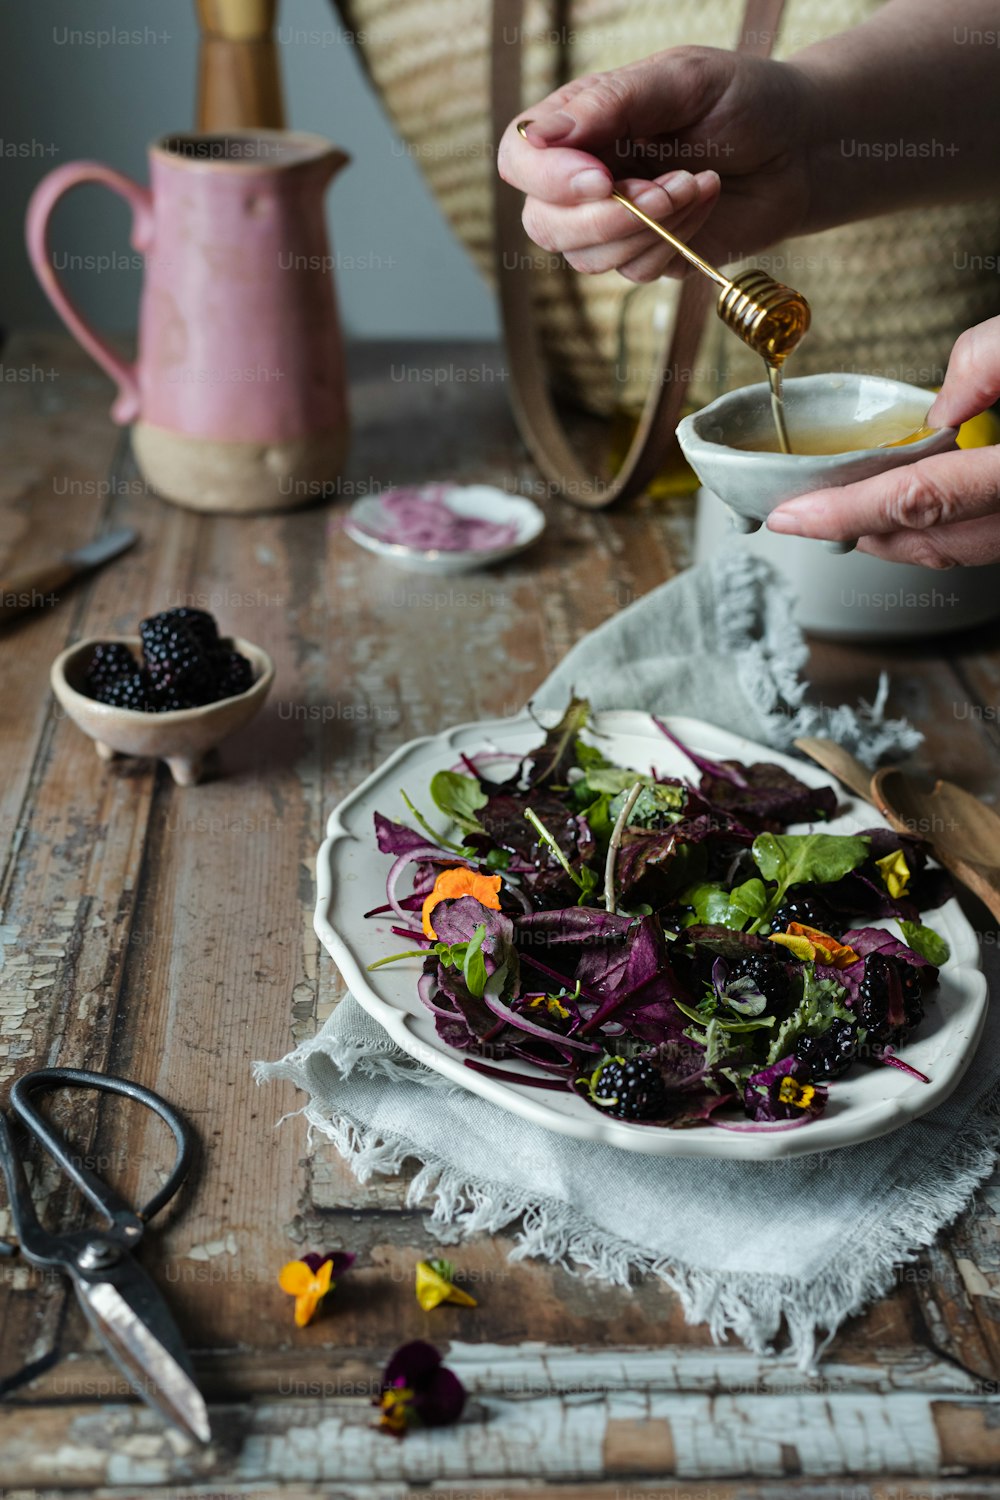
[{"xmin": 74, "ymin": 1266, "xmax": 211, "ymax": 1445}]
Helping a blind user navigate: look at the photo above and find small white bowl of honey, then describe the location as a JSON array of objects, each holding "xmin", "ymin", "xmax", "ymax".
[{"xmin": 677, "ymin": 373, "xmax": 958, "ymax": 552}]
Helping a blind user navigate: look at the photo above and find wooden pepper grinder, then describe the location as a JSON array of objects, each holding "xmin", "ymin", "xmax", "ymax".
[{"xmin": 195, "ymin": 0, "xmax": 285, "ymax": 130}]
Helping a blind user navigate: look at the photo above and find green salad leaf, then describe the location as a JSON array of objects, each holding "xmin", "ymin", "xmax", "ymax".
[
  {"xmin": 750, "ymin": 831, "xmax": 871, "ymax": 928},
  {"xmin": 898, "ymin": 920, "xmax": 950, "ymax": 966},
  {"xmin": 430, "ymin": 771, "xmax": 487, "ymax": 836},
  {"xmin": 682, "ymin": 876, "xmax": 768, "ymax": 931}
]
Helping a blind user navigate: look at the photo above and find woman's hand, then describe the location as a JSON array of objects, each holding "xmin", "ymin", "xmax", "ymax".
[
  {"xmin": 497, "ymin": 48, "xmax": 814, "ymax": 282},
  {"xmin": 767, "ymin": 317, "xmax": 1000, "ymax": 567}
]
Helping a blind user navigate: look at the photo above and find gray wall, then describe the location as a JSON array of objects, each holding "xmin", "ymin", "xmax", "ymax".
[{"xmin": 0, "ymin": 0, "xmax": 498, "ymax": 339}]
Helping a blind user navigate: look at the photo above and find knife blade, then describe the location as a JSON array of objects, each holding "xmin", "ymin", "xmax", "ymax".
[{"xmin": 0, "ymin": 527, "xmax": 137, "ymax": 625}]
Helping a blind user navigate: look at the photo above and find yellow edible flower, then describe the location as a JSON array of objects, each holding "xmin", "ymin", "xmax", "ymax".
[
  {"xmin": 421, "ymin": 868, "xmax": 502, "ymax": 938},
  {"xmin": 778, "ymin": 1076, "xmax": 816, "ymax": 1110},
  {"xmin": 769, "ymin": 933, "xmax": 816, "ymax": 962},
  {"xmin": 415, "ymin": 1258, "xmax": 478, "ymax": 1311},
  {"xmin": 875, "ymin": 849, "xmax": 911, "ymax": 899},
  {"xmin": 770, "ymin": 923, "xmax": 860, "ymax": 969}
]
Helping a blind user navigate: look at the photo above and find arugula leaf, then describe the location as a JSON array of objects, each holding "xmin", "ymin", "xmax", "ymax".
[
  {"xmin": 523, "ymin": 806, "xmax": 599, "ymax": 907},
  {"xmin": 751, "ymin": 831, "xmax": 870, "ymax": 927},
  {"xmin": 701, "ymin": 1018, "xmax": 759, "ymax": 1086},
  {"xmin": 400, "ymin": 789, "xmax": 467, "ymax": 856},
  {"xmin": 525, "ymin": 696, "xmax": 591, "ymax": 787},
  {"xmin": 368, "ymin": 935, "xmax": 476, "ymax": 974},
  {"xmin": 765, "ymin": 967, "xmax": 854, "ymax": 1066},
  {"xmin": 430, "ymin": 771, "xmax": 487, "ymax": 836},
  {"xmin": 462, "ymin": 923, "xmax": 488, "ymax": 998},
  {"xmin": 485, "ymin": 847, "xmax": 511, "ymax": 873},
  {"xmin": 898, "ymin": 920, "xmax": 950, "ymax": 966}
]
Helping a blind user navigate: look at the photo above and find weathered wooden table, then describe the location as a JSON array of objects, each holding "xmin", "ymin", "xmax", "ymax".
[{"xmin": 2, "ymin": 330, "xmax": 1000, "ymax": 1498}]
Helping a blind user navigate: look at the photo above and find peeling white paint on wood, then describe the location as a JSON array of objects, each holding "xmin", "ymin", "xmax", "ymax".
[
  {"xmin": 2, "ymin": 1387, "xmax": 972, "ymax": 1487},
  {"xmin": 443, "ymin": 1340, "xmax": 981, "ymax": 1396}
]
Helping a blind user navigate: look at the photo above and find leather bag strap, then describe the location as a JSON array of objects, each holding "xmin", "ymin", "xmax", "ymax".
[{"xmin": 490, "ymin": 0, "xmax": 788, "ymax": 507}]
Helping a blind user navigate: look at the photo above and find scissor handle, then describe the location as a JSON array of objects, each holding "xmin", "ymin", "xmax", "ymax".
[{"xmin": 9, "ymin": 1068, "xmax": 195, "ymax": 1226}]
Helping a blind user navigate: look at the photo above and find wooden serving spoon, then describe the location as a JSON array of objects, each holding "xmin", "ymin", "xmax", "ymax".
[
  {"xmin": 793, "ymin": 737, "xmax": 874, "ymax": 803},
  {"xmin": 795, "ymin": 736, "xmax": 1000, "ymax": 921},
  {"xmin": 871, "ymin": 768, "xmax": 1000, "ymax": 924}
]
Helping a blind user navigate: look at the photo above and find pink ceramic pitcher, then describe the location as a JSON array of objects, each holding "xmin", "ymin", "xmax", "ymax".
[{"xmin": 27, "ymin": 130, "xmax": 350, "ymax": 513}]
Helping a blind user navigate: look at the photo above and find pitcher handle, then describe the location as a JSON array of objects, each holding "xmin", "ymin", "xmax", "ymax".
[{"xmin": 26, "ymin": 162, "xmax": 154, "ymax": 424}]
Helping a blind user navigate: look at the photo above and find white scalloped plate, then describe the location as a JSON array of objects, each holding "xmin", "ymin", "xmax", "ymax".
[{"xmin": 314, "ymin": 712, "xmax": 987, "ymax": 1158}]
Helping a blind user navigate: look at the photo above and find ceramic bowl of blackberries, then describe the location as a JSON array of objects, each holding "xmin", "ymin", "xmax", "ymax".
[{"xmin": 51, "ymin": 608, "xmax": 274, "ymax": 785}]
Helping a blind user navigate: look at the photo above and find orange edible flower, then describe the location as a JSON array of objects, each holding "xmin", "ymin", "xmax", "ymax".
[
  {"xmin": 770, "ymin": 922, "xmax": 860, "ymax": 969},
  {"xmin": 421, "ymin": 867, "xmax": 502, "ymax": 938},
  {"xmin": 278, "ymin": 1257, "xmax": 334, "ymax": 1328}
]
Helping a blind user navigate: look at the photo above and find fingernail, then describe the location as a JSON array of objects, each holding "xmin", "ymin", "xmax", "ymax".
[
  {"xmin": 572, "ymin": 167, "xmax": 612, "ymax": 200},
  {"xmin": 634, "ymin": 184, "xmax": 669, "ymax": 211},
  {"xmin": 654, "ymin": 170, "xmax": 696, "ymax": 202},
  {"xmin": 528, "ymin": 111, "xmax": 575, "ymax": 142},
  {"xmin": 767, "ymin": 503, "xmax": 812, "ymax": 534}
]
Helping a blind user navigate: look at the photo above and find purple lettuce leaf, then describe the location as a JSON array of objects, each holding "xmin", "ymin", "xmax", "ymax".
[
  {"xmin": 699, "ymin": 762, "xmax": 838, "ymax": 832},
  {"xmin": 577, "ymin": 916, "xmax": 691, "ymax": 1036},
  {"xmin": 840, "ymin": 926, "xmax": 935, "ymax": 967},
  {"xmin": 375, "ymin": 811, "xmax": 439, "ymax": 857},
  {"xmin": 686, "ymin": 925, "xmax": 774, "ymax": 960},
  {"xmin": 515, "ymin": 908, "xmax": 634, "ymax": 945}
]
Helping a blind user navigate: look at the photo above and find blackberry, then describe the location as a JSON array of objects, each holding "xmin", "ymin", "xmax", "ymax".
[
  {"xmin": 140, "ymin": 619, "xmax": 216, "ymax": 706},
  {"xmin": 591, "ymin": 1055, "xmax": 668, "ymax": 1121},
  {"xmin": 794, "ymin": 1017, "xmax": 859, "ymax": 1080},
  {"xmin": 143, "ymin": 607, "xmax": 219, "ymax": 653},
  {"xmin": 771, "ymin": 893, "xmax": 837, "ymax": 934},
  {"xmin": 856, "ymin": 952, "xmax": 924, "ymax": 1045},
  {"xmin": 728, "ymin": 953, "xmax": 794, "ymax": 1013},
  {"xmin": 98, "ymin": 670, "xmax": 153, "ymax": 711},
  {"xmin": 146, "ymin": 679, "xmax": 202, "ymax": 713},
  {"xmin": 85, "ymin": 642, "xmax": 137, "ymax": 698},
  {"xmin": 211, "ymin": 648, "xmax": 254, "ymax": 699}
]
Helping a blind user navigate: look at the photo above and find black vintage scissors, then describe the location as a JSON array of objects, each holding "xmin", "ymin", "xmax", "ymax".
[{"xmin": 0, "ymin": 1068, "xmax": 210, "ymax": 1445}]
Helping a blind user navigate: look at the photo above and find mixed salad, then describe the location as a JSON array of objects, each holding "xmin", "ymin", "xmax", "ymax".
[{"xmin": 367, "ymin": 701, "xmax": 952, "ymax": 1132}]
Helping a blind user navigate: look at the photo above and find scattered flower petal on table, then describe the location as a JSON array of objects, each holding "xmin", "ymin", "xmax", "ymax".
[
  {"xmin": 375, "ymin": 1339, "xmax": 467, "ymax": 1437},
  {"xmin": 278, "ymin": 1250, "xmax": 356, "ymax": 1328},
  {"xmin": 415, "ymin": 1258, "xmax": 478, "ymax": 1310}
]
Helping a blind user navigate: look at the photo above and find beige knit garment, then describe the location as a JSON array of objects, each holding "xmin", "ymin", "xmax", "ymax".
[{"xmin": 339, "ymin": 0, "xmax": 1000, "ymax": 414}]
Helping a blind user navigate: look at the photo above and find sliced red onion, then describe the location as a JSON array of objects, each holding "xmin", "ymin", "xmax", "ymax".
[
  {"xmin": 710, "ymin": 1112, "xmax": 818, "ymax": 1133},
  {"xmin": 478, "ymin": 988, "xmax": 601, "ymax": 1053},
  {"xmin": 464, "ymin": 1058, "xmax": 572, "ymax": 1092},
  {"xmin": 416, "ymin": 969, "xmax": 463, "ymax": 1019},
  {"xmin": 518, "ymin": 951, "xmax": 603, "ymax": 1005},
  {"xmin": 879, "ymin": 1048, "xmax": 931, "ymax": 1083},
  {"xmin": 386, "ymin": 846, "xmax": 474, "ymax": 924}
]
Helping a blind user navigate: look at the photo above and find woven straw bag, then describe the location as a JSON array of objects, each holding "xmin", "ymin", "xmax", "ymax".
[{"xmin": 336, "ymin": 0, "xmax": 1000, "ymax": 496}]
